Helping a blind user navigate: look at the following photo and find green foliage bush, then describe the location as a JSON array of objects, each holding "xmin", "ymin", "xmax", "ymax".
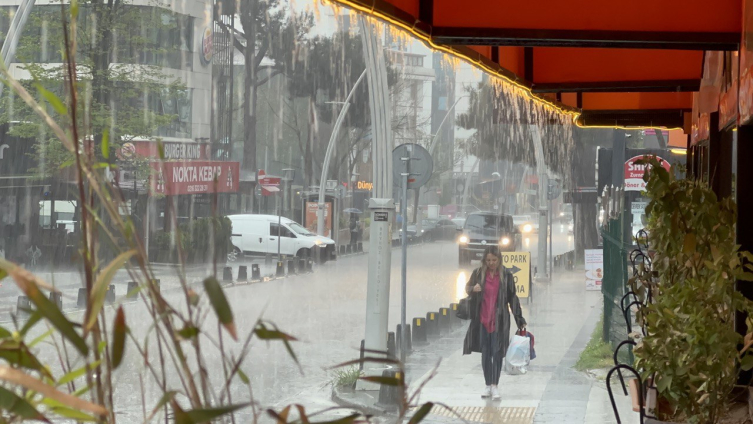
[{"xmin": 633, "ymin": 157, "xmax": 753, "ymax": 424}]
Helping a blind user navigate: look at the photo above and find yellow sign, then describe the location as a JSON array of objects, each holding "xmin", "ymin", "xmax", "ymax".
[
  {"xmin": 357, "ymin": 181, "xmax": 374, "ymax": 190},
  {"xmin": 501, "ymin": 252, "xmax": 531, "ymax": 298}
]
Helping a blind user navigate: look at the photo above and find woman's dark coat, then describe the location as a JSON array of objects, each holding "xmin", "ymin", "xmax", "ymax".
[{"xmin": 462, "ymin": 265, "xmax": 527, "ymax": 356}]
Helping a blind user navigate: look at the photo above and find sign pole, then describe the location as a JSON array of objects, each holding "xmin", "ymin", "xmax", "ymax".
[
  {"xmin": 278, "ymin": 194, "xmax": 282, "ymax": 261},
  {"xmin": 400, "ymin": 154, "xmax": 410, "ymax": 365}
]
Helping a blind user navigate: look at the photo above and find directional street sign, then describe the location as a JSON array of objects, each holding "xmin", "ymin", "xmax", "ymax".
[{"xmin": 501, "ymin": 252, "xmax": 531, "ymax": 300}]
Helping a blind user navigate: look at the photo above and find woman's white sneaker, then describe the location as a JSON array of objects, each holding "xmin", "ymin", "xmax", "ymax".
[
  {"xmin": 481, "ymin": 386, "xmax": 492, "ymax": 398},
  {"xmin": 491, "ymin": 386, "xmax": 501, "ymax": 400}
]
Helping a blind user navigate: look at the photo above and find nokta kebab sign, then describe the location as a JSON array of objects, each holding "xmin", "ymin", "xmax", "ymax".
[
  {"xmin": 150, "ymin": 161, "xmax": 239, "ymax": 196},
  {"xmin": 624, "ymin": 155, "xmax": 671, "ymax": 192}
]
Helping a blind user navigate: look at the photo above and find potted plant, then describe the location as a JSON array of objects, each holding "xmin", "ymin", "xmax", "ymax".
[{"xmin": 629, "ymin": 158, "xmax": 753, "ymax": 423}]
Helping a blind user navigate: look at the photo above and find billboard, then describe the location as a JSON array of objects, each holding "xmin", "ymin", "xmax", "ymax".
[
  {"xmin": 150, "ymin": 161, "xmax": 239, "ymax": 196},
  {"xmin": 304, "ymin": 201, "xmax": 332, "ymax": 237}
]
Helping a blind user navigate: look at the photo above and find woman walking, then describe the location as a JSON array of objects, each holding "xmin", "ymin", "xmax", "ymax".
[{"xmin": 463, "ymin": 245, "xmax": 527, "ymax": 399}]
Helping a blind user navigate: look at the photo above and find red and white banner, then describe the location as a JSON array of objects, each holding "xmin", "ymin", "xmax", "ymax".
[
  {"xmin": 150, "ymin": 161, "xmax": 239, "ymax": 196},
  {"xmin": 624, "ymin": 155, "xmax": 671, "ymax": 192},
  {"xmin": 120, "ymin": 141, "xmax": 212, "ymax": 161}
]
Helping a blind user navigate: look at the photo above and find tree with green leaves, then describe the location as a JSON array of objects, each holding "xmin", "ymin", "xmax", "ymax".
[
  {"xmin": 226, "ymin": 0, "xmax": 313, "ymax": 178},
  {"xmin": 1, "ymin": 3, "xmax": 187, "ymax": 177}
]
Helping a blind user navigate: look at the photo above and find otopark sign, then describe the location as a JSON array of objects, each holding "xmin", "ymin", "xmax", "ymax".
[
  {"xmin": 500, "ymin": 252, "xmax": 531, "ymax": 301},
  {"xmin": 624, "ymin": 155, "xmax": 671, "ymax": 192}
]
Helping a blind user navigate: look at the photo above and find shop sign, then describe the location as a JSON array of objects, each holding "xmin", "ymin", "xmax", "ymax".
[
  {"xmin": 121, "ymin": 141, "xmax": 212, "ymax": 161},
  {"xmin": 200, "ymin": 27, "xmax": 213, "ymax": 66},
  {"xmin": 356, "ymin": 181, "xmax": 373, "ymax": 191},
  {"xmin": 150, "ymin": 161, "xmax": 239, "ymax": 196},
  {"xmin": 624, "ymin": 155, "xmax": 671, "ymax": 192}
]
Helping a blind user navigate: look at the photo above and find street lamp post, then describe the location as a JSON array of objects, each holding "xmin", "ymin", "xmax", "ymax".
[{"xmin": 317, "ymin": 70, "xmax": 368, "ymax": 237}]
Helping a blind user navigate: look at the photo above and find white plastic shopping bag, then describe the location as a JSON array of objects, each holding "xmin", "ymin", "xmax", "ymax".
[{"xmin": 504, "ymin": 334, "xmax": 531, "ymax": 375}]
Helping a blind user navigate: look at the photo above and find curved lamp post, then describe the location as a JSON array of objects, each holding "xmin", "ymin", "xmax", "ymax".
[{"xmin": 317, "ymin": 69, "xmax": 368, "ymax": 236}]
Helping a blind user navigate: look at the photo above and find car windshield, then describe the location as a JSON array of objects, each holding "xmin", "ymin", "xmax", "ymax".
[
  {"xmin": 288, "ymin": 222, "xmax": 313, "ymax": 236},
  {"xmin": 465, "ymin": 214, "xmax": 513, "ymax": 236},
  {"xmin": 422, "ymin": 219, "xmax": 438, "ymax": 226}
]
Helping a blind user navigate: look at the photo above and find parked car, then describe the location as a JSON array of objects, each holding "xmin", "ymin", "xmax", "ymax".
[
  {"xmin": 457, "ymin": 212, "xmax": 521, "ymax": 265},
  {"xmin": 228, "ymin": 214, "xmax": 336, "ymax": 261}
]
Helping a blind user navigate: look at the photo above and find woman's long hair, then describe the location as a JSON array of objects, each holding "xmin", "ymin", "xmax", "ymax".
[{"xmin": 480, "ymin": 245, "xmax": 503, "ymax": 278}]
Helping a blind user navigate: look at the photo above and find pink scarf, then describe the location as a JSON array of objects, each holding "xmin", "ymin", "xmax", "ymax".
[{"xmin": 480, "ymin": 269, "xmax": 500, "ymax": 333}]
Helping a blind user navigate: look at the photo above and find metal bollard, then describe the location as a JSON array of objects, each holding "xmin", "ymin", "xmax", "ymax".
[
  {"xmin": 357, "ymin": 242, "xmax": 363, "ymax": 252},
  {"xmin": 251, "ymin": 264, "xmax": 261, "ymax": 280},
  {"xmin": 106, "ymin": 285, "xmax": 116, "ymax": 305},
  {"xmin": 223, "ymin": 266, "xmax": 233, "ymax": 282},
  {"xmin": 346, "ymin": 244, "xmax": 352, "ymax": 254},
  {"xmin": 127, "ymin": 281, "xmax": 139, "ymax": 299},
  {"xmin": 288, "ymin": 260, "xmax": 297, "ymax": 275},
  {"xmin": 387, "ymin": 332, "xmax": 396, "ymax": 359},
  {"xmin": 438, "ymin": 308, "xmax": 451, "ymax": 334},
  {"xmin": 376, "ymin": 369, "xmax": 403, "ymax": 411},
  {"xmin": 396, "ymin": 324, "xmax": 412, "ymax": 355},
  {"xmin": 412, "ymin": 317, "xmax": 427, "ymax": 345},
  {"xmin": 339, "ymin": 245, "xmax": 346, "ymax": 255},
  {"xmin": 276, "ymin": 261, "xmax": 285, "ymax": 277},
  {"xmin": 359, "ymin": 339, "xmax": 365, "ymax": 371},
  {"xmin": 49, "ymin": 292, "xmax": 62, "ymax": 310},
  {"xmin": 238, "ymin": 266, "xmax": 248, "ymax": 281},
  {"xmin": 16, "ymin": 296, "xmax": 31, "ymax": 319},
  {"xmin": 450, "ymin": 303, "xmax": 462, "ymax": 327},
  {"xmin": 297, "ymin": 259, "xmax": 307, "ymax": 274},
  {"xmin": 426, "ymin": 312, "xmax": 439, "ymax": 339},
  {"xmin": 306, "ymin": 259, "xmax": 314, "ymax": 273},
  {"xmin": 77, "ymin": 288, "xmax": 87, "ymax": 308}
]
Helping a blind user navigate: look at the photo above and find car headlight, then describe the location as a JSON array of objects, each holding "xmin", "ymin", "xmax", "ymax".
[
  {"xmin": 500, "ymin": 237, "xmax": 510, "ymax": 246},
  {"xmin": 523, "ymin": 224, "xmax": 532, "ymax": 233},
  {"xmin": 560, "ymin": 212, "xmax": 564, "ymax": 216},
  {"xmin": 458, "ymin": 235, "xmax": 469, "ymax": 244},
  {"xmin": 314, "ymin": 239, "xmax": 324, "ymax": 246},
  {"xmin": 421, "ymin": 229, "xmax": 424, "ymax": 233}
]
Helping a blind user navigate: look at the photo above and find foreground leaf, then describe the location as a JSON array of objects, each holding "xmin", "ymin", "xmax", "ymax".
[
  {"xmin": 111, "ymin": 307, "xmax": 127, "ymax": 369},
  {"xmin": 146, "ymin": 391, "xmax": 177, "ymax": 423},
  {"xmin": 173, "ymin": 400, "xmax": 250, "ymax": 424},
  {"xmin": 0, "ymin": 260, "xmax": 87, "ymax": 355},
  {"xmin": 408, "ymin": 402, "xmax": 434, "ymax": 424},
  {"xmin": 254, "ymin": 322, "xmax": 299, "ymax": 368},
  {"xmin": 0, "ymin": 386, "xmax": 48, "ymax": 421},
  {"xmin": 0, "ymin": 366, "xmax": 107, "ymax": 416},
  {"xmin": 86, "ymin": 250, "xmax": 137, "ymax": 332},
  {"xmin": 57, "ymin": 360, "xmax": 101, "ymax": 387},
  {"xmin": 204, "ymin": 277, "xmax": 237, "ymax": 340}
]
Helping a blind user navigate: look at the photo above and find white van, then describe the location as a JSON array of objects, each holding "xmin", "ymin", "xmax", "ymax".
[{"xmin": 228, "ymin": 214, "xmax": 336, "ymax": 260}]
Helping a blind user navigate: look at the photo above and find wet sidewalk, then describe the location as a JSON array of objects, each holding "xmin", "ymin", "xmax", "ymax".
[
  {"xmin": 334, "ymin": 269, "xmax": 639, "ymax": 424},
  {"xmin": 407, "ymin": 270, "xmax": 638, "ymax": 424}
]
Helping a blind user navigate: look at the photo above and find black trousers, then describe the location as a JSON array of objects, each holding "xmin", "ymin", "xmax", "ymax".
[{"xmin": 481, "ymin": 327, "xmax": 503, "ymax": 386}]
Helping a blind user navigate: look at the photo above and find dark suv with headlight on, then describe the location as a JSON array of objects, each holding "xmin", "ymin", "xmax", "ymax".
[{"xmin": 457, "ymin": 212, "xmax": 521, "ymax": 265}]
